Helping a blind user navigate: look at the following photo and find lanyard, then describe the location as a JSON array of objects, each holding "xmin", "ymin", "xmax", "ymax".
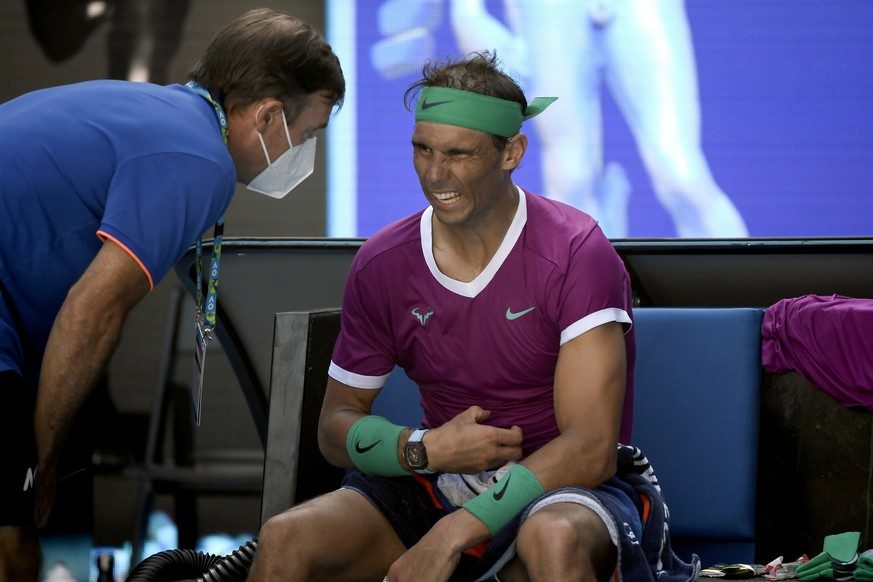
[
  {"xmin": 186, "ymin": 80, "xmax": 229, "ymax": 334},
  {"xmin": 195, "ymin": 218, "xmax": 224, "ymax": 332},
  {"xmin": 186, "ymin": 81, "xmax": 228, "ymax": 144}
]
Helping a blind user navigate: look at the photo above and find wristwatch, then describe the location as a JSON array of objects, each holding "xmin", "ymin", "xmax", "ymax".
[{"xmin": 404, "ymin": 429, "xmax": 433, "ymax": 474}]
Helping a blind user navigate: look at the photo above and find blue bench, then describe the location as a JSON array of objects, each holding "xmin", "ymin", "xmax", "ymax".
[{"xmin": 630, "ymin": 308, "xmax": 763, "ymax": 565}]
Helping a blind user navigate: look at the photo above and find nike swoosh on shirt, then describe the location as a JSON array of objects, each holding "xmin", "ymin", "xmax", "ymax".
[
  {"xmin": 506, "ymin": 307, "xmax": 536, "ymax": 320},
  {"xmin": 355, "ymin": 440, "xmax": 381, "ymax": 454},
  {"xmin": 493, "ymin": 476, "xmax": 511, "ymax": 501}
]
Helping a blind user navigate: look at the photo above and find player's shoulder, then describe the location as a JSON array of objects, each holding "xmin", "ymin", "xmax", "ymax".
[
  {"xmin": 353, "ymin": 210, "xmax": 424, "ymax": 272},
  {"xmin": 522, "ymin": 189, "xmax": 605, "ymax": 260}
]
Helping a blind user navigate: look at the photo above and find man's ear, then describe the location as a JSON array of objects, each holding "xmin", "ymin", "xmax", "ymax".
[
  {"xmin": 253, "ymin": 98, "xmax": 285, "ymax": 133},
  {"xmin": 503, "ymin": 133, "xmax": 528, "ymax": 171}
]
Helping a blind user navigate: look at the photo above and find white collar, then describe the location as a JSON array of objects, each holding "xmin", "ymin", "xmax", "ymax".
[{"xmin": 420, "ymin": 186, "xmax": 527, "ymax": 298}]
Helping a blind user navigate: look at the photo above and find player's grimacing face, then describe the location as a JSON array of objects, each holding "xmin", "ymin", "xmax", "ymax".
[{"xmin": 411, "ymin": 121, "xmax": 513, "ymax": 227}]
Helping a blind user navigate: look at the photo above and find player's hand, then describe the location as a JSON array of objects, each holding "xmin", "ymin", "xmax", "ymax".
[
  {"xmin": 425, "ymin": 406, "xmax": 523, "ymax": 474},
  {"xmin": 385, "ymin": 534, "xmax": 459, "ymax": 582},
  {"xmin": 385, "ymin": 509, "xmax": 487, "ymax": 582}
]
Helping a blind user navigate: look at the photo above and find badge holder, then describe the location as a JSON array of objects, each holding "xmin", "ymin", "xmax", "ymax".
[
  {"xmin": 192, "ymin": 216, "xmax": 223, "ymax": 427},
  {"xmin": 192, "ymin": 311, "xmax": 212, "ymax": 426}
]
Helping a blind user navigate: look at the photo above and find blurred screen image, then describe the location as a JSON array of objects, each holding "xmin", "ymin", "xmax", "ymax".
[{"xmin": 327, "ymin": 0, "xmax": 873, "ymax": 238}]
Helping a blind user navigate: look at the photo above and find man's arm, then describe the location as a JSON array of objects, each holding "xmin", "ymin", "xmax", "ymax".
[
  {"xmin": 521, "ymin": 320, "xmax": 627, "ymax": 489},
  {"xmin": 317, "ymin": 377, "xmax": 381, "ymax": 467},
  {"xmin": 34, "ymin": 239, "xmax": 150, "ymax": 526},
  {"xmin": 438, "ymin": 321, "xmax": 625, "ymax": 542},
  {"xmin": 317, "ymin": 376, "xmax": 518, "ymax": 581},
  {"xmin": 318, "ymin": 377, "xmax": 524, "ymax": 474}
]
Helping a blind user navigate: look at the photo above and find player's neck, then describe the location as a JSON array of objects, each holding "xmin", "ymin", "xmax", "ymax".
[{"xmin": 431, "ymin": 186, "xmax": 518, "ymax": 282}]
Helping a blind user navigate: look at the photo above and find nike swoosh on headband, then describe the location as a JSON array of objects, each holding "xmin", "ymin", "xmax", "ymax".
[{"xmin": 421, "ymin": 98, "xmax": 453, "ymax": 110}]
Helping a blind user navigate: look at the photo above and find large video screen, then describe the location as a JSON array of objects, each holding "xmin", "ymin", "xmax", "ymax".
[{"xmin": 326, "ymin": 0, "xmax": 873, "ymax": 238}]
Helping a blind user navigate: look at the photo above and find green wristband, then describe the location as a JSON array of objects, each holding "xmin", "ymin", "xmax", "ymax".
[
  {"xmin": 346, "ymin": 415, "xmax": 407, "ymax": 476},
  {"xmin": 463, "ymin": 464, "xmax": 545, "ymax": 536}
]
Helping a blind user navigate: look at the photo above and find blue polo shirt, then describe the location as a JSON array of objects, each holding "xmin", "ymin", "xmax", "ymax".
[{"xmin": 0, "ymin": 80, "xmax": 236, "ymax": 389}]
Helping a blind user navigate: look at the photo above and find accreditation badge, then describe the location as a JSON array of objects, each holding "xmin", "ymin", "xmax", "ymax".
[{"xmin": 192, "ymin": 316, "xmax": 212, "ymax": 426}]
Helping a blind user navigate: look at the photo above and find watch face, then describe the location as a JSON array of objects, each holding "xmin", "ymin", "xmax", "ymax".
[{"xmin": 405, "ymin": 441, "xmax": 428, "ymax": 469}]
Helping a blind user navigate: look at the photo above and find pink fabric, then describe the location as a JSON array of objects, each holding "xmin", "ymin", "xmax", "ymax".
[{"xmin": 762, "ymin": 294, "xmax": 873, "ymax": 411}]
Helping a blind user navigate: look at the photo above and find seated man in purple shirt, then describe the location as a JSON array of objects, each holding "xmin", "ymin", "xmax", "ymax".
[{"xmin": 249, "ymin": 51, "xmax": 698, "ymax": 582}]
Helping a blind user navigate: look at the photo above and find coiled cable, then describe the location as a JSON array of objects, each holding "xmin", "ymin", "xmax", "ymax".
[{"xmin": 125, "ymin": 537, "xmax": 258, "ymax": 582}]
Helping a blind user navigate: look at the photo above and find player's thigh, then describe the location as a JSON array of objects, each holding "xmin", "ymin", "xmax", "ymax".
[{"xmin": 258, "ymin": 488, "xmax": 406, "ymax": 574}]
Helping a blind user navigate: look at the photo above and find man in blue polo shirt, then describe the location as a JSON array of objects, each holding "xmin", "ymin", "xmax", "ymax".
[{"xmin": 0, "ymin": 8, "xmax": 344, "ymax": 579}]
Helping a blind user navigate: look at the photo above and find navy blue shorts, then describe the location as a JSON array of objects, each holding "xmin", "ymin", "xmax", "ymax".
[
  {"xmin": 342, "ymin": 471, "xmax": 523, "ymax": 581},
  {"xmin": 341, "ymin": 469, "xmax": 648, "ymax": 582},
  {"xmin": 0, "ymin": 370, "xmax": 37, "ymax": 526}
]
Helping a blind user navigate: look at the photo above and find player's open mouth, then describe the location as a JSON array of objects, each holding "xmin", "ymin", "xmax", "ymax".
[{"xmin": 432, "ymin": 191, "xmax": 460, "ymax": 204}]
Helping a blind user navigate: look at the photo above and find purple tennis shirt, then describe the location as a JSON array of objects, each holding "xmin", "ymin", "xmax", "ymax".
[{"xmin": 330, "ymin": 188, "xmax": 635, "ymax": 455}]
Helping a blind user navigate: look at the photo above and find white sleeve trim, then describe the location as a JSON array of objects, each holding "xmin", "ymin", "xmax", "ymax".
[
  {"xmin": 560, "ymin": 308, "xmax": 633, "ymax": 346},
  {"xmin": 328, "ymin": 361, "xmax": 390, "ymax": 389}
]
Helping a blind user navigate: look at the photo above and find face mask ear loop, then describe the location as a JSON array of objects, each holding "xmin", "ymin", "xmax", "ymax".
[
  {"xmin": 254, "ymin": 105, "xmax": 274, "ymax": 165},
  {"xmin": 279, "ymin": 109, "xmax": 293, "ymax": 148}
]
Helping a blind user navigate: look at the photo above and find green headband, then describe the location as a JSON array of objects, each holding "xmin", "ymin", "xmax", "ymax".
[{"xmin": 415, "ymin": 86, "xmax": 557, "ymax": 137}]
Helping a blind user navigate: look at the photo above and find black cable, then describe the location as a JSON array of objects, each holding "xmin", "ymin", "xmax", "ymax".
[{"xmin": 125, "ymin": 537, "xmax": 258, "ymax": 582}]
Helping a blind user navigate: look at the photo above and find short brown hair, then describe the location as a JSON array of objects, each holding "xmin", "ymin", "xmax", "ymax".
[
  {"xmin": 188, "ymin": 9, "xmax": 345, "ymax": 123},
  {"xmin": 405, "ymin": 51, "xmax": 525, "ymax": 149}
]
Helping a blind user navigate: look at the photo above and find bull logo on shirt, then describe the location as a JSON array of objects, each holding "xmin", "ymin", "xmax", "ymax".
[{"xmin": 411, "ymin": 307, "xmax": 434, "ymax": 327}]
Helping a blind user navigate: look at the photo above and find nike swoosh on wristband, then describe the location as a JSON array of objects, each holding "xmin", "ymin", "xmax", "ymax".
[
  {"xmin": 506, "ymin": 307, "xmax": 536, "ymax": 320},
  {"xmin": 421, "ymin": 98, "xmax": 452, "ymax": 110},
  {"xmin": 355, "ymin": 440, "xmax": 381, "ymax": 454},
  {"xmin": 493, "ymin": 476, "xmax": 511, "ymax": 501}
]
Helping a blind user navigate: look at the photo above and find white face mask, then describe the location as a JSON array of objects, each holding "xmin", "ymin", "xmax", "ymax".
[{"xmin": 246, "ymin": 109, "xmax": 317, "ymax": 199}]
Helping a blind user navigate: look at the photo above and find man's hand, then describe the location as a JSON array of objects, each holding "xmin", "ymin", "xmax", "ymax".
[
  {"xmin": 385, "ymin": 531, "xmax": 461, "ymax": 582},
  {"xmin": 33, "ymin": 460, "xmax": 57, "ymax": 528},
  {"xmin": 424, "ymin": 406, "xmax": 523, "ymax": 474},
  {"xmin": 385, "ymin": 508, "xmax": 489, "ymax": 582}
]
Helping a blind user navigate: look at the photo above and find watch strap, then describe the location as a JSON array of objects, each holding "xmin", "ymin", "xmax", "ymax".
[{"xmin": 408, "ymin": 428, "xmax": 428, "ymax": 443}]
